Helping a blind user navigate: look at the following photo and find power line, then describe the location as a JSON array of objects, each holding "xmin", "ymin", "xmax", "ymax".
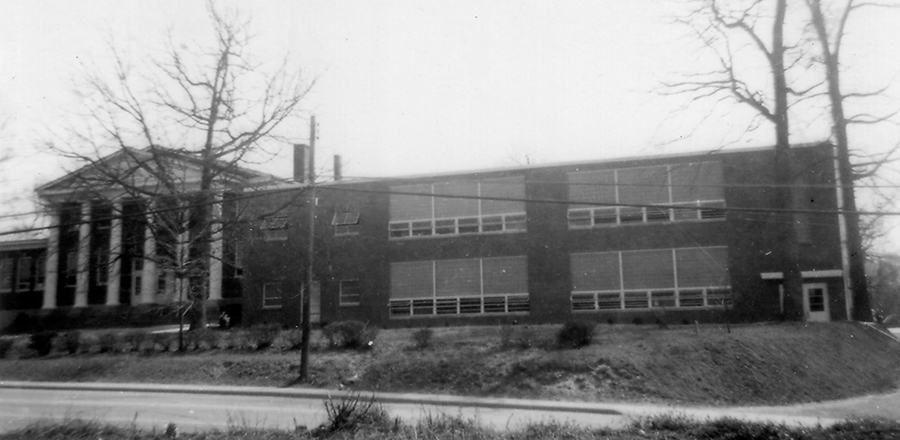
[{"xmin": 3, "ymin": 175, "xmax": 898, "ymax": 240}]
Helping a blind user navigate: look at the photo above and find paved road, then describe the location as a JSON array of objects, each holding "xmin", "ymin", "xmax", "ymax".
[{"xmin": 0, "ymin": 387, "xmax": 626, "ymax": 434}]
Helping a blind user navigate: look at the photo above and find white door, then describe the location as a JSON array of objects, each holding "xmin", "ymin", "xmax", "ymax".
[{"xmin": 803, "ymin": 283, "xmax": 829, "ymax": 322}]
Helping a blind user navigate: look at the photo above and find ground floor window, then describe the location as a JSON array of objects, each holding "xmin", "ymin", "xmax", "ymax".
[
  {"xmin": 389, "ymin": 256, "xmax": 528, "ymax": 317},
  {"xmin": 263, "ymin": 282, "xmax": 283, "ymax": 309},
  {"xmin": 570, "ymin": 246, "xmax": 731, "ymax": 311},
  {"xmin": 339, "ymin": 279, "xmax": 361, "ymax": 306}
]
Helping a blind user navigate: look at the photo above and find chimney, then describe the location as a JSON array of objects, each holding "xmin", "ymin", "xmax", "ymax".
[
  {"xmin": 293, "ymin": 144, "xmax": 310, "ymax": 184},
  {"xmin": 333, "ymin": 155, "xmax": 343, "ymax": 181}
]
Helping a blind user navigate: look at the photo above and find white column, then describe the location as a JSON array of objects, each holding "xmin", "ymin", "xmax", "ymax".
[
  {"xmin": 42, "ymin": 212, "xmax": 60, "ymax": 309},
  {"xmin": 140, "ymin": 204, "xmax": 158, "ymax": 304},
  {"xmin": 208, "ymin": 195, "xmax": 223, "ymax": 301},
  {"xmin": 74, "ymin": 202, "xmax": 91, "ymax": 308},
  {"xmin": 106, "ymin": 200, "xmax": 122, "ymax": 306}
]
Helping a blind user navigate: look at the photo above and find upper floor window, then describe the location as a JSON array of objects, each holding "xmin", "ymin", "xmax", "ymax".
[
  {"xmin": 389, "ymin": 177, "xmax": 526, "ymax": 238},
  {"xmin": 260, "ymin": 215, "xmax": 288, "ymax": 241},
  {"xmin": 568, "ymin": 162, "xmax": 724, "ymax": 228},
  {"xmin": 333, "ymin": 212, "xmax": 360, "ymax": 236}
]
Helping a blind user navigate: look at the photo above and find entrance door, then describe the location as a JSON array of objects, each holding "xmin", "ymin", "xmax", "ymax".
[
  {"xmin": 803, "ymin": 283, "xmax": 829, "ymax": 322},
  {"xmin": 310, "ymin": 281, "xmax": 321, "ymax": 324}
]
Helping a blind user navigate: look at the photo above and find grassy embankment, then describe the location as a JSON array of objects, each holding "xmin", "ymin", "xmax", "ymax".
[{"xmin": 1, "ymin": 322, "xmax": 899, "ymax": 406}]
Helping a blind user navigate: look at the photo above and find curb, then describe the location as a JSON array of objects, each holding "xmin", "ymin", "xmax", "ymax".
[{"xmin": 0, "ymin": 381, "xmax": 624, "ymax": 416}]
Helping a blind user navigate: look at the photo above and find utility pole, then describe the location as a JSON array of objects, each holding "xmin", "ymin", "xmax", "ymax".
[{"xmin": 299, "ymin": 116, "xmax": 316, "ymax": 382}]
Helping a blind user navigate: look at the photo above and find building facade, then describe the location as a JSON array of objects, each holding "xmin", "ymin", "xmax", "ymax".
[
  {"xmin": 0, "ymin": 142, "xmax": 865, "ymax": 332},
  {"xmin": 241, "ymin": 142, "xmax": 859, "ymax": 328}
]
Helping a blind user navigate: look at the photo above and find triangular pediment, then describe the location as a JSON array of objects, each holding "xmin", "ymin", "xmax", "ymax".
[{"xmin": 37, "ymin": 147, "xmax": 277, "ymax": 202}]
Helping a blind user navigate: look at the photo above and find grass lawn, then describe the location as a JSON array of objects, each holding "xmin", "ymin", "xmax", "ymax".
[{"xmin": 1, "ymin": 321, "xmax": 899, "ymax": 406}]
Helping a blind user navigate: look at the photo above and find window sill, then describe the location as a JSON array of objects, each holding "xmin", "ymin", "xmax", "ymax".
[{"xmin": 339, "ymin": 303, "xmax": 360, "ymax": 307}]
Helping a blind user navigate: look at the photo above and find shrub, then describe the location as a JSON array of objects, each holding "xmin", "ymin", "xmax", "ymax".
[
  {"xmin": 150, "ymin": 332, "xmax": 173, "ymax": 352},
  {"xmin": 412, "ymin": 328, "xmax": 433, "ymax": 350},
  {"xmin": 0, "ymin": 338, "xmax": 15, "ymax": 359},
  {"xmin": 122, "ymin": 331, "xmax": 147, "ymax": 352},
  {"xmin": 28, "ymin": 331, "xmax": 57, "ymax": 356},
  {"xmin": 97, "ymin": 332, "xmax": 118, "ymax": 353},
  {"xmin": 200, "ymin": 329, "xmax": 222, "ymax": 349},
  {"xmin": 323, "ymin": 321, "xmax": 377, "ymax": 350},
  {"xmin": 316, "ymin": 394, "xmax": 393, "ymax": 435},
  {"xmin": 249, "ymin": 324, "xmax": 281, "ymax": 350},
  {"xmin": 62, "ymin": 331, "xmax": 82, "ymax": 355},
  {"xmin": 556, "ymin": 321, "xmax": 594, "ymax": 349},
  {"xmin": 281, "ymin": 328, "xmax": 304, "ymax": 351}
]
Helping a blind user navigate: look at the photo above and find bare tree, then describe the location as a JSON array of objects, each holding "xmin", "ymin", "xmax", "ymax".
[
  {"xmin": 47, "ymin": 3, "xmax": 312, "ymax": 336},
  {"xmin": 666, "ymin": 0, "xmax": 805, "ymax": 318},
  {"xmin": 802, "ymin": 0, "xmax": 900, "ymax": 321}
]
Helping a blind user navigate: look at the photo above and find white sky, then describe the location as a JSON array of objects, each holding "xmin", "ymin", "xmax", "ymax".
[{"xmin": 1, "ymin": 0, "xmax": 899, "ymax": 249}]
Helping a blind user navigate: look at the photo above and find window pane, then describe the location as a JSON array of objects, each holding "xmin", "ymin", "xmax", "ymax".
[
  {"xmin": 679, "ymin": 290, "xmax": 704, "ymax": 307},
  {"xmin": 618, "ymin": 166, "xmax": 669, "ymax": 205},
  {"xmin": 435, "ymin": 259, "xmax": 481, "ymax": 297},
  {"xmin": 434, "ymin": 181, "xmax": 479, "ymax": 219},
  {"xmin": 597, "ymin": 292, "xmax": 622, "ymax": 309},
  {"xmin": 619, "ymin": 206, "xmax": 644, "ymax": 223},
  {"xmin": 671, "ymin": 162, "xmax": 724, "ymax": 202},
  {"xmin": 505, "ymin": 214, "xmax": 526, "ymax": 231},
  {"xmin": 568, "ymin": 210, "xmax": 591, "ymax": 227},
  {"xmin": 570, "ymin": 252, "xmax": 620, "ymax": 291},
  {"xmin": 593, "ymin": 208, "xmax": 618, "ymax": 225},
  {"xmin": 676, "ymin": 247, "xmax": 730, "ymax": 287},
  {"xmin": 391, "ymin": 261, "xmax": 434, "ymax": 299},
  {"xmin": 624, "ymin": 291, "xmax": 649, "ymax": 309},
  {"xmin": 651, "ymin": 290, "xmax": 676, "ymax": 308},
  {"xmin": 621, "ymin": 249, "xmax": 674, "ymax": 289},
  {"xmin": 458, "ymin": 217, "xmax": 479, "ymax": 234},
  {"xmin": 411, "ymin": 221, "xmax": 433, "ymax": 236},
  {"xmin": 390, "ymin": 184, "xmax": 432, "ymax": 221},
  {"xmin": 435, "ymin": 219, "xmax": 456, "ymax": 235},
  {"xmin": 482, "ymin": 215, "xmax": 503, "ymax": 232},
  {"xmin": 568, "ymin": 170, "xmax": 616, "ymax": 207},
  {"xmin": 389, "ymin": 222, "xmax": 410, "ymax": 238},
  {"xmin": 483, "ymin": 256, "xmax": 527, "ymax": 294},
  {"xmin": 481, "ymin": 177, "xmax": 526, "ymax": 215},
  {"xmin": 572, "ymin": 293, "xmax": 596, "ymax": 310}
]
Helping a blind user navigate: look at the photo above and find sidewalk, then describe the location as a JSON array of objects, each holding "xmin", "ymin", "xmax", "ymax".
[{"xmin": 0, "ymin": 380, "xmax": 845, "ymax": 427}]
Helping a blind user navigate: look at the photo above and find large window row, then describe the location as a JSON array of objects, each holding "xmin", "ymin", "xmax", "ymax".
[
  {"xmin": 389, "ymin": 213, "xmax": 525, "ymax": 238},
  {"xmin": 389, "ymin": 256, "xmax": 528, "ymax": 317},
  {"xmin": 568, "ymin": 162, "xmax": 725, "ymax": 228},
  {"xmin": 570, "ymin": 247, "xmax": 730, "ymax": 311},
  {"xmin": 389, "ymin": 177, "xmax": 526, "ymax": 239}
]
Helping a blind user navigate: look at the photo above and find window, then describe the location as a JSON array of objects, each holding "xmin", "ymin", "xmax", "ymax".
[
  {"xmin": 339, "ymin": 280, "xmax": 361, "ymax": 306},
  {"xmin": 0, "ymin": 258, "xmax": 12, "ymax": 292},
  {"xmin": 263, "ymin": 283, "xmax": 283, "ymax": 309},
  {"xmin": 16, "ymin": 257, "xmax": 33, "ymax": 291},
  {"xmin": 94, "ymin": 251, "xmax": 109, "ymax": 286},
  {"xmin": 333, "ymin": 212, "xmax": 360, "ymax": 236},
  {"xmin": 233, "ymin": 241, "xmax": 243, "ymax": 278},
  {"xmin": 570, "ymin": 246, "xmax": 731, "ymax": 311},
  {"xmin": 567, "ymin": 162, "xmax": 725, "ymax": 228},
  {"xmin": 34, "ymin": 255, "xmax": 45, "ymax": 290},
  {"xmin": 388, "ymin": 177, "xmax": 527, "ymax": 238},
  {"xmin": 65, "ymin": 252, "xmax": 77, "ymax": 287},
  {"xmin": 261, "ymin": 216, "xmax": 288, "ymax": 241},
  {"xmin": 130, "ymin": 259, "xmax": 143, "ymax": 297},
  {"xmin": 389, "ymin": 256, "xmax": 528, "ymax": 317}
]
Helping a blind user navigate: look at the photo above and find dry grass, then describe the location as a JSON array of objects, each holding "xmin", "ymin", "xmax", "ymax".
[{"xmin": 1, "ymin": 322, "xmax": 899, "ymax": 406}]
